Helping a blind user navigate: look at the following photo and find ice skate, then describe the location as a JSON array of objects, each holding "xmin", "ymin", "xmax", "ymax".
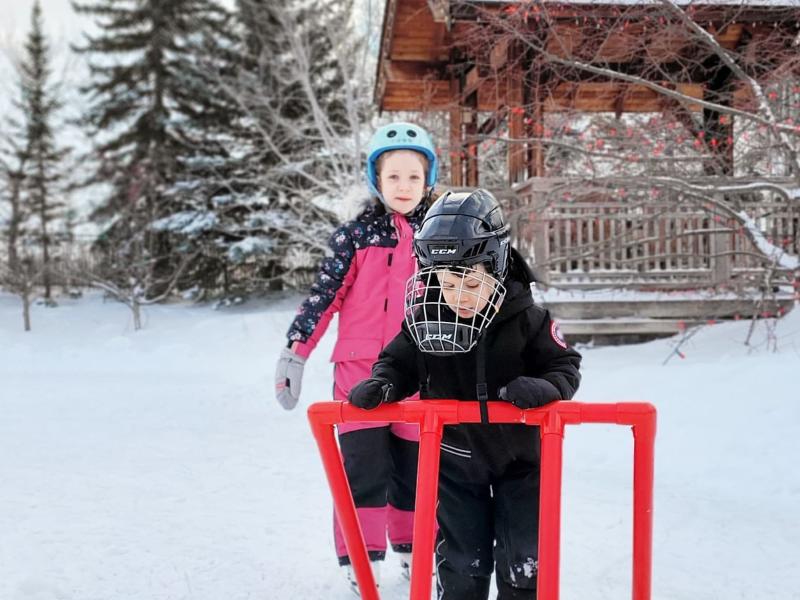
[
  {"xmin": 344, "ymin": 560, "xmax": 381, "ymax": 597},
  {"xmin": 397, "ymin": 550, "xmax": 412, "ymax": 581}
]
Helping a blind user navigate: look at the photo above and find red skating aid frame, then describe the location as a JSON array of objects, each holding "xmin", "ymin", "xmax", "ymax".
[{"xmin": 307, "ymin": 400, "xmax": 656, "ymax": 600}]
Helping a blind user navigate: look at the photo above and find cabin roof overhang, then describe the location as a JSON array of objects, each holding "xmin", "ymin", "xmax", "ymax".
[{"xmin": 375, "ymin": 0, "xmax": 800, "ymax": 113}]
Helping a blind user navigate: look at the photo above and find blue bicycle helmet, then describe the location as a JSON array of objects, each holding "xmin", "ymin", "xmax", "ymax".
[{"xmin": 366, "ymin": 122, "xmax": 438, "ymax": 198}]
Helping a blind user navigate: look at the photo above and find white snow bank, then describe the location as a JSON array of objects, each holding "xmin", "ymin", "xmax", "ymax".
[{"xmin": 1, "ymin": 293, "xmax": 798, "ymax": 600}]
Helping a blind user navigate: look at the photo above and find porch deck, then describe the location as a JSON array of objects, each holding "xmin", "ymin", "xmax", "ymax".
[{"xmin": 479, "ymin": 178, "xmax": 799, "ymax": 342}]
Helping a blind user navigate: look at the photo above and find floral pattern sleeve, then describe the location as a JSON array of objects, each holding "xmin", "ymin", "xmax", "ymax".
[{"xmin": 286, "ymin": 224, "xmax": 357, "ymax": 343}]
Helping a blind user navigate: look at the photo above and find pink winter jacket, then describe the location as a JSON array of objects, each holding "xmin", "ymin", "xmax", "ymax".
[{"xmin": 286, "ymin": 202, "xmax": 426, "ymax": 372}]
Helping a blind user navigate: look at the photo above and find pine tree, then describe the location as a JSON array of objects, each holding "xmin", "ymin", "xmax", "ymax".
[
  {"xmin": 144, "ymin": 0, "xmax": 361, "ymax": 299},
  {"xmin": 72, "ymin": 0, "xmax": 235, "ymax": 297},
  {"xmin": 176, "ymin": 0, "xmax": 369, "ymax": 297},
  {"xmin": 0, "ymin": 130, "xmax": 27, "ymax": 276},
  {"xmin": 146, "ymin": 15, "xmax": 250, "ymax": 297},
  {"xmin": 18, "ymin": 0, "xmax": 67, "ymax": 302},
  {"xmin": 1, "ymin": 87, "xmax": 39, "ymax": 330},
  {"xmin": 73, "ymin": 0, "xmax": 370, "ymax": 299}
]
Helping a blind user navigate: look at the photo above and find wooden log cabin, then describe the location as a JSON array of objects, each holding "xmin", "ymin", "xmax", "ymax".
[{"xmin": 374, "ymin": 0, "xmax": 799, "ymax": 340}]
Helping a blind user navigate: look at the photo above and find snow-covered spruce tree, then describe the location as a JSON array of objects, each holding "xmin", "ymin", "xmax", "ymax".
[
  {"xmin": 0, "ymin": 127, "xmax": 39, "ymax": 331},
  {"xmin": 144, "ymin": 11, "xmax": 253, "ymax": 299},
  {"xmin": 72, "ymin": 0, "xmax": 235, "ymax": 299},
  {"xmin": 0, "ymin": 117, "xmax": 35, "ymax": 331},
  {"xmin": 165, "ymin": 0, "xmax": 370, "ymax": 297},
  {"xmin": 0, "ymin": 1, "xmax": 68, "ymax": 327},
  {"xmin": 17, "ymin": 1, "xmax": 68, "ymax": 303},
  {"xmin": 0, "ymin": 131, "xmax": 26, "ymax": 277}
]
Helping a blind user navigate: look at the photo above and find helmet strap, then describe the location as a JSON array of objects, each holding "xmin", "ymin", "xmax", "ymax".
[{"xmin": 476, "ymin": 339, "xmax": 489, "ymax": 425}]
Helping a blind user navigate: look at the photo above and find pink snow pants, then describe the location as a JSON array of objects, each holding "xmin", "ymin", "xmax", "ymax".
[{"xmin": 333, "ymin": 359, "xmax": 419, "ymax": 563}]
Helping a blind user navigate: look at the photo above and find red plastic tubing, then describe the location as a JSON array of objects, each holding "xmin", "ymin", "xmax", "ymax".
[{"xmin": 307, "ymin": 400, "xmax": 656, "ymax": 600}]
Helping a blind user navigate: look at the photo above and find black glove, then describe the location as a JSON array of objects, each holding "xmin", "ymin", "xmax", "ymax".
[
  {"xmin": 348, "ymin": 378, "xmax": 395, "ymax": 410},
  {"xmin": 498, "ymin": 376, "xmax": 560, "ymax": 409}
]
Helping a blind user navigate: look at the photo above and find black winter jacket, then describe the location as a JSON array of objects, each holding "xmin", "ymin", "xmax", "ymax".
[{"xmin": 371, "ymin": 249, "xmax": 582, "ymax": 482}]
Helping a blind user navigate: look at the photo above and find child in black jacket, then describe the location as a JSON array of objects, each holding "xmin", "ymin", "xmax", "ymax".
[{"xmin": 348, "ymin": 189, "xmax": 581, "ymax": 600}]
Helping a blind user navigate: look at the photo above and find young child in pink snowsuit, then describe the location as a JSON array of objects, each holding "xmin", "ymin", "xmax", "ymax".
[{"xmin": 274, "ymin": 122, "xmax": 438, "ymax": 586}]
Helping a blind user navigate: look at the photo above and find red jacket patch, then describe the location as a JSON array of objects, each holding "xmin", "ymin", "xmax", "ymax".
[{"xmin": 550, "ymin": 321, "xmax": 568, "ymax": 349}]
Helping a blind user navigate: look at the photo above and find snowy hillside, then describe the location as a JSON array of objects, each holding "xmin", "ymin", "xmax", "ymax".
[{"xmin": 0, "ymin": 293, "xmax": 798, "ymax": 600}]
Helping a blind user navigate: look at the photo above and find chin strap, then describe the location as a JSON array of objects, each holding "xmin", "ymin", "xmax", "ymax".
[{"xmin": 422, "ymin": 186, "xmax": 435, "ymax": 206}]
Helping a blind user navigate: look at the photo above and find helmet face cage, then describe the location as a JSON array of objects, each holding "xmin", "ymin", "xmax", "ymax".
[{"xmin": 404, "ymin": 266, "xmax": 507, "ymax": 355}]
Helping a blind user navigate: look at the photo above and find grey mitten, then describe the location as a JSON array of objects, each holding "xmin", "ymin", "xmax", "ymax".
[{"xmin": 275, "ymin": 346, "xmax": 307, "ymax": 410}]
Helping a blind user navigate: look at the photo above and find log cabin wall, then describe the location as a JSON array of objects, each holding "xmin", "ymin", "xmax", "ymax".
[
  {"xmin": 375, "ymin": 1, "xmax": 800, "ymax": 299},
  {"xmin": 375, "ymin": 0, "xmax": 797, "ymax": 186}
]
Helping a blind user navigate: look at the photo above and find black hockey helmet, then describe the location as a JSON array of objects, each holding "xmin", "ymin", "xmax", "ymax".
[{"xmin": 414, "ymin": 188, "xmax": 511, "ymax": 280}]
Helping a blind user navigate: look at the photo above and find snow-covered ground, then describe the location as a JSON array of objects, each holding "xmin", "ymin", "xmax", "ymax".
[{"xmin": 1, "ymin": 292, "xmax": 798, "ymax": 600}]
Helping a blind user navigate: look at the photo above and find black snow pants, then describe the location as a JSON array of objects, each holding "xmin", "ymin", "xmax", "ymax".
[{"xmin": 435, "ymin": 443, "xmax": 540, "ymax": 600}]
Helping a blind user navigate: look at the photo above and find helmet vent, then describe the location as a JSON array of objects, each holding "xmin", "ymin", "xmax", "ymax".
[
  {"xmin": 463, "ymin": 240, "xmax": 488, "ymax": 258},
  {"xmin": 387, "ymin": 130, "xmax": 397, "ymax": 138},
  {"xmin": 407, "ymin": 129, "xmax": 417, "ymax": 137}
]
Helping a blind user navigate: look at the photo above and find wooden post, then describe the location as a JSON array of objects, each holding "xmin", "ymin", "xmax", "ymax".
[
  {"xmin": 529, "ymin": 59, "xmax": 545, "ymax": 178},
  {"xmin": 465, "ymin": 105, "xmax": 479, "ymax": 186},
  {"xmin": 508, "ymin": 53, "xmax": 525, "ymax": 185},
  {"xmin": 703, "ymin": 63, "xmax": 734, "ymax": 176},
  {"xmin": 461, "ymin": 67, "xmax": 479, "ymax": 187},
  {"xmin": 531, "ymin": 187, "xmax": 551, "ymax": 286},
  {"xmin": 450, "ymin": 78, "xmax": 464, "ymax": 186},
  {"xmin": 711, "ymin": 194, "xmax": 732, "ymax": 287},
  {"xmin": 529, "ymin": 99, "xmax": 545, "ymax": 178}
]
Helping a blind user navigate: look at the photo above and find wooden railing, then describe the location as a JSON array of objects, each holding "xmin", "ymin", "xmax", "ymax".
[{"xmin": 510, "ymin": 178, "xmax": 799, "ymax": 290}]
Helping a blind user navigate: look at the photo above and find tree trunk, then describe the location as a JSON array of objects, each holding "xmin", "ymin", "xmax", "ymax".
[
  {"xmin": 22, "ymin": 287, "xmax": 31, "ymax": 332},
  {"xmin": 36, "ymin": 175, "xmax": 52, "ymax": 301},
  {"xmin": 132, "ymin": 299, "xmax": 142, "ymax": 331},
  {"xmin": 7, "ymin": 171, "xmax": 23, "ymax": 273}
]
